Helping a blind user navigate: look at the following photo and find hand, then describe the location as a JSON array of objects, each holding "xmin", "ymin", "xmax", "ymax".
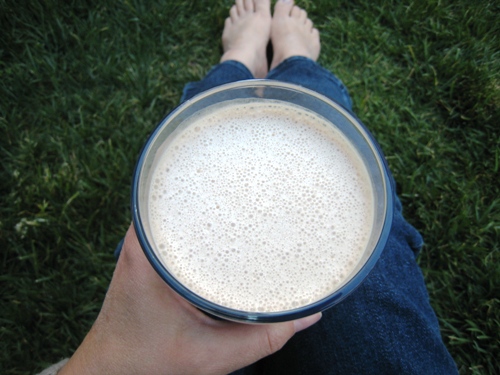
[{"xmin": 60, "ymin": 224, "xmax": 321, "ymax": 375}]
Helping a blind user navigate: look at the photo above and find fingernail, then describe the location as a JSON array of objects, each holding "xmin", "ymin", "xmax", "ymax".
[{"xmin": 293, "ymin": 312, "xmax": 322, "ymax": 332}]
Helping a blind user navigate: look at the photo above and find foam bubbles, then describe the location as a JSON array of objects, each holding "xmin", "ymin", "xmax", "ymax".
[{"xmin": 148, "ymin": 100, "xmax": 374, "ymax": 312}]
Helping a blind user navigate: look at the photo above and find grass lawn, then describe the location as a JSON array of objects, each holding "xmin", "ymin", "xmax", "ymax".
[{"xmin": 1, "ymin": 0, "xmax": 498, "ymax": 374}]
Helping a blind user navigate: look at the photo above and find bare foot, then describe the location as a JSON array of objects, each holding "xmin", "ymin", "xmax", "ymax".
[
  {"xmin": 270, "ymin": 0, "xmax": 320, "ymax": 70},
  {"xmin": 221, "ymin": 0, "xmax": 272, "ymax": 79}
]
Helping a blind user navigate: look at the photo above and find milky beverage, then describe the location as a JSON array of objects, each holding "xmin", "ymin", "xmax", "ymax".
[{"xmin": 148, "ymin": 100, "xmax": 374, "ymax": 313}]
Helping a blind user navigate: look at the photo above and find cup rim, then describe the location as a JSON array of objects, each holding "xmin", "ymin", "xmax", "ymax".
[{"xmin": 132, "ymin": 79, "xmax": 394, "ymax": 323}]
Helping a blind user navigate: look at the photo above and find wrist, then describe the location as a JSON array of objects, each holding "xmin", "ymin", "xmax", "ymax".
[{"xmin": 58, "ymin": 324, "xmax": 123, "ymax": 375}]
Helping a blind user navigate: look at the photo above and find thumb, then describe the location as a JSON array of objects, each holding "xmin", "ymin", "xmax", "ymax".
[
  {"xmin": 293, "ymin": 312, "xmax": 323, "ymax": 333},
  {"xmin": 203, "ymin": 313, "xmax": 322, "ymax": 374}
]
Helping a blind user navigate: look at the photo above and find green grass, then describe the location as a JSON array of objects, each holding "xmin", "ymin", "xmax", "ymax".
[{"xmin": 1, "ymin": 0, "xmax": 498, "ymax": 374}]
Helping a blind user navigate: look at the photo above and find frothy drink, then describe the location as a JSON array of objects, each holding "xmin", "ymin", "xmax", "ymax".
[{"xmin": 148, "ymin": 100, "xmax": 374, "ymax": 313}]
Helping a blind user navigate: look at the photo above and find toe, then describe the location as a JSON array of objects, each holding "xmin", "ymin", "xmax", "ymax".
[
  {"xmin": 274, "ymin": 0, "xmax": 294, "ymax": 18},
  {"xmin": 236, "ymin": 0, "xmax": 245, "ymax": 16},
  {"xmin": 254, "ymin": 0, "xmax": 271, "ymax": 15},
  {"xmin": 230, "ymin": 5, "xmax": 238, "ymax": 21},
  {"xmin": 244, "ymin": 0, "xmax": 254, "ymax": 12},
  {"xmin": 305, "ymin": 18, "xmax": 313, "ymax": 30},
  {"xmin": 299, "ymin": 9, "xmax": 307, "ymax": 24},
  {"xmin": 291, "ymin": 5, "xmax": 302, "ymax": 19}
]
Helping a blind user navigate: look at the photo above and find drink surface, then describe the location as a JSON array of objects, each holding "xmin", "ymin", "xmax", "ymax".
[{"xmin": 148, "ymin": 100, "xmax": 374, "ymax": 312}]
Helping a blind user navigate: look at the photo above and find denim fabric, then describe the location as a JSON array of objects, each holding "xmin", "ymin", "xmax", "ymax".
[
  {"xmin": 121, "ymin": 57, "xmax": 458, "ymax": 374},
  {"xmin": 232, "ymin": 197, "xmax": 456, "ymax": 375},
  {"xmin": 181, "ymin": 60, "xmax": 255, "ymax": 104},
  {"xmin": 181, "ymin": 57, "xmax": 353, "ymax": 112}
]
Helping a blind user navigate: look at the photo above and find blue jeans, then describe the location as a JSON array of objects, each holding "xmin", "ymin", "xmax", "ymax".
[{"xmin": 121, "ymin": 57, "xmax": 458, "ymax": 374}]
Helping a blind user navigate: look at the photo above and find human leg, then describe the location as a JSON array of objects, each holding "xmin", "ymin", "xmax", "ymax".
[
  {"xmin": 180, "ymin": 0, "xmax": 351, "ymax": 111},
  {"xmin": 232, "ymin": 198, "xmax": 458, "ymax": 375},
  {"xmin": 180, "ymin": 0, "xmax": 271, "ymax": 103},
  {"xmin": 267, "ymin": 56, "xmax": 354, "ymax": 112},
  {"xmin": 180, "ymin": 61, "xmax": 254, "ymax": 104},
  {"xmin": 266, "ymin": 0, "xmax": 352, "ymax": 110},
  {"xmin": 120, "ymin": 0, "xmax": 458, "ymax": 371},
  {"xmin": 231, "ymin": 1, "xmax": 458, "ymax": 374}
]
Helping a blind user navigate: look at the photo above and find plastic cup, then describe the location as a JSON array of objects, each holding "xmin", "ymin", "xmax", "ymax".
[{"xmin": 132, "ymin": 80, "xmax": 393, "ymax": 323}]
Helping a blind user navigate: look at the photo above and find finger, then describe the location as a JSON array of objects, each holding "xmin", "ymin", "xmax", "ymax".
[
  {"xmin": 118, "ymin": 224, "xmax": 175, "ymax": 293},
  {"xmin": 201, "ymin": 313, "xmax": 322, "ymax": 374},
  {"xmin": 198, "ymin": 322, "xmax": 296, "ymax": 374},
  {"xmin": 118, "ymin": 224, "xmax": 151, "ymax": 275},
  {"xmin": 294, "ymin": 312, "xmax": 322, "ymax": 332}
]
